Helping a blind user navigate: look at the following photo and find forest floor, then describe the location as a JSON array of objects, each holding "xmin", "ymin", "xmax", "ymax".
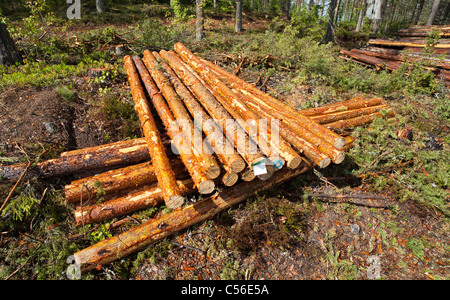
[{"xmin": 0, "ymin": 4, "xmax": 449, "ymax": 280}]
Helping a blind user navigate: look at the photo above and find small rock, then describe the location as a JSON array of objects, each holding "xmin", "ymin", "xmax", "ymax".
[
  {"xmin": 43, "ymin": 122, "xmax": 56, "ymax": 134},
  {"xmin": 350, "ymin": 224, "xmax": 360, "ymax": 235}
]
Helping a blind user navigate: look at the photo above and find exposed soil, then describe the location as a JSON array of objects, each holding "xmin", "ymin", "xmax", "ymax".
[
  {"xmin": 0, "ymin": 88, "xmax": 77, "ymax": 149},
  {"xmin": 0, "ymin": 86, "xmax": 130, "ymax": 159}
]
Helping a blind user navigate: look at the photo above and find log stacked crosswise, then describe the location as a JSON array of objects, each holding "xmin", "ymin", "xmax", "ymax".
[
  {"xmin": 340, "ymin": 25, "xmax": 450, "ymax": 87},
  {"xmin": 0, "ymin": 43, "xmax": 396, "ymax": 273}
]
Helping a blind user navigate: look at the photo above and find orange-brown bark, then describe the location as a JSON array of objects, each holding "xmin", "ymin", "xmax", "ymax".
[
  {"xmin": 64, "ymin": 158, "xmax": 186, "ymax": 204},
  {"xmin": 155, "ymin": 50, "xmax": 245, "ymax": 174},
  {"xmin": 131, "ymin": 55, "xmax": 215, "ymax": 195},
  {"xmin": 141, "ymin": 52, "xmax": 221, "ymax": 180},
  {"xmin": 73, "ymin": 162, "xmax": 310, "ymax": 273},
  {"xmin": 124, "ymin": 55, "xmax": 184, "ymax": 209},
  {"xmin": 74, "ymin": 178, "xmax": 194, "ymax": 226},
  {"xmin": 159, "ymin": 50, "xmax": 267, "ymax": 170}
]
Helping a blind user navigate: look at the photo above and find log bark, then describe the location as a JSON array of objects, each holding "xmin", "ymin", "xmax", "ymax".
[
  {"xmin": 73, "ymin": 162, "xmax": 311, "ymax": 273},
  {"xmin": 160, "ymin": 51, "xmax": 267, "ymax": 171},
  {"xmin": 368, "ymin": 39, "xmax": 450, "ymax": 49},
  {"xmin": 65, "ymin": 158, "xmax": 186, "ymax": 204},
  {"xmin": 193, "ymin": 51, "xmax": 346, "ymax": 149},
  {"xmin": 172, "ymin": 45, "xmax": 304, "ymax": 169},
  {"xmin": 340, "ymin": 49, "xmax": 402, "ymax": 71},
  {"xmin": 243, "ymin": 98, "xmax": 341, "ymax": 166},
  {"xmin": 156, "ymin": 50, "xmax": 245, "ymax": 174},
  {"xmin": 141, "ymin": 52, "xmax": 221, "ymax": 180},
  {"xmin": 310, "ymin": 104, "xmax": 390, "ymax": 124},
  {"xmin": 124, "ymin": 55, "xmax": 184, "ymax": 210},
  {"xmin": 0, "ymin": 138, "xmax": 150, "ymax": 181},
  {"xmin": 74, "ymin": 178, "xmax": 194, "ymax": 226},
  {"xmin": 325, "ymin": 110, "xmax": 395, "ymax": 130},
  {"xmin": 133, "ymin": 54, "xmax": 215, "ymax": 195},
  {"xmin": 299, "ymin": 96, "xmax": 384, "ymax": 117},
  {"xmin": 179, "ymin": 55, "xmax": 293, "ymax": 170}
]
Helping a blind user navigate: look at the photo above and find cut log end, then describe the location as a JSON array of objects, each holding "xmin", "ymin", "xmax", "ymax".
[
  {"xmin": 204, "ymin": 165, "xmax": 221, "ymax": 180},
  {"xmin": 269, "ymin": 156, "xmax": 285, "ymax": 170},
  {"xmin": 166, "ymin": 195, "xmax": 186, "ymax": 210},
  {"xmin": 256, "ymin": 165, "xmax": 275, "ymax": 181},
  {"xmin": 222, "ymin": 172, "xmax": 239, "ymax": 186},
  {"xmin": 318, "ymin": 157, "xmax": 332, "ymax": 169},
  {"xmin": 241, "ymin": 168, "xmax": 256, "ymax": 182},
  {"xmin": 333, "ymin": 137, "xmax": 347, "ymax": 149},
  {"xmin": 286, "ymin": 156, "xmax": 302, "ymax": 170},
  {"xmin": 229, "ymin": 158, "xmax": 246, "ymax": 173},
  {"xmin": 332, "ymin": 151, "xmax": 346, "ymax": 165},
  {"xmin": 197, "ymin": 180, "xmax": 215, "ymax": 194}
]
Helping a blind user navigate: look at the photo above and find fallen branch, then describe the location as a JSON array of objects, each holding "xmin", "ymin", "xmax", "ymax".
[{"xmin": 306, "ymin": 193, "xmax": 392, "ymax": 208}]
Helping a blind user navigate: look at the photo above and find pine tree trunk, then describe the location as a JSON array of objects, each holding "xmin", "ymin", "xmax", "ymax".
[
  {"xmin": 235, "ymin": 0, "xmax": 243, "ymax": 32},
  {"xmin": 325, "ymin": 0, "xmax": 338, "ymax": 43},
  {"xmin": 0, "ymin": 23, "xmax": 21, "ymax": 66},
  {"xmin": 96, "ymin": 0, "xmax": 106, "ymax": 13},
  {"xmin": 373, "ymin": 0, "xmax": 386, "ymax": 34},
  {"xmin": 426, "ymin": 0, "xmax": 441, "ymax": 25},
  {"xmin": 196, "ymin": 0, "xmax": 205, "ymax": 41}
]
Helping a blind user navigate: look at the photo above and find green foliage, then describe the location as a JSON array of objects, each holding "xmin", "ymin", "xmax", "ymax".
[
  {"xmin": 289, "ymin": 6, "xmax": 326, "ymax": 41},
  {"xmin": 405, "ymin": 237, "xmax": 428, "ymax": 260},
  {"xmin": 0, "ymin": 60, "xmax": 103, "ymax": 90},
  {"xmin": 1, "ymin": 187, "xmax": 41, "ymax": 221},
  {"xmin": 349, "ymin": 115, "xmax": 449, "ymax": 216},
  {"xmin": 171, "ymin": 0, "xmax": 191, "ymax": 23}
]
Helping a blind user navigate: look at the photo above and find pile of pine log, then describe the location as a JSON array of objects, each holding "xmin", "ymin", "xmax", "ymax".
[
  {"xmin": 340, "ymin": 25, "xmax": 450, "ymax": 87},
  {"xmin": 0, "ymin": 43, "xmax": 394, "ymax": 273}
]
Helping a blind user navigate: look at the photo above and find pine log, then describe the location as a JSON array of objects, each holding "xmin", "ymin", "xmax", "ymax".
[
  {"xmin": 140, "ymin": 53, "xmax": 221, "ymax": 180},
  {"xmin": 1, "ymin": 97, "xmax": 388, "ymax": 181},
  {"xmin": 169, "ymin": 47, "xmax": 304, "ymax": 169},
  {"xmin": 64, "ymin": 158, "xmax": 186, "ymax": 204},
  {"xmin": 310, "ymin": 104, "xmax": 390, "ymax": 124},
  {"xmin": 133, "ymin": 54, "xmax": 215, "ymax": 195},
  {"xmin": 73, "ymin": 162, "xmax": 311, "ymax": 273},
  {"xmin": 74, "ymin": 178, "xmax": 194, "ymax": 226},
  {"xmin": 325, "ymin": 110, "xmax": 396, "ymax": 130},
  {"xmin": 368, "ymin": 38, "xmax": 450, "ymax": 49},
  {"xmin": 0, "ymin": 139, "xmax": 149, "ymax": 181},
  {"xmin": 190, "ymin": 49, "xmax": 346, "ymax": 150},
  {"xmin": 221, "ymin": 171, "xmax": 239, "ymax": 186},
  {"xmin": 124, "ymin": 55, "xmax": 184, "ymax": 210},
  {"xmin": 175, "ymin": 52, "xmax": 298, "ymax": 170},
  {"xmin": 157, "ymin": 51, "xmax": 267, "ymax": 171},
  {"xmin": 299, "ymin": 96, "xmax": 384, "ymax": 117},
  {"xmin": 351, "ymin": 48, "xmax": 450, "ymax": 70},
  {"xmin": 243, "ymin": 98, "xmax": 341, "ymax": 166},
  {"xmin": 154, "ymin": 51, "xmax": 245, "ymax": 174},
  {"xmin": 60, "ymin": 137, "xmax": 147, "ymax": 157},
  {"xmin": 174, "ymin": 53, "xmax": 286, "ymax": 172},
  {"xmin": 340, "ymin": 49, "xmax": 402, "ymax": 71},
  {"xmin": 240, "ymin": 167, "xmax": 257, "ymax": 182}
]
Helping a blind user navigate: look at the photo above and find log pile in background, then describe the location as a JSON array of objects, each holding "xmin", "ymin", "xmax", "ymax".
[
  {"xmin": 340, "ymin": 25, "xmax": 450, "ymax": 87},
  {"xmin": 0, "ymin": 43, "xmax": 395, "ymax": 272}
]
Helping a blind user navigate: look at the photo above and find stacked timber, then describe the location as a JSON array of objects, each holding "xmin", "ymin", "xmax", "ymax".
[
  {"xmin": 0, "ymin": 43, "xmax": 395, "ymax": 273},
  {"xmin": 340, "ymin": 25, "xmax": 450, "ymax": 87}
]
